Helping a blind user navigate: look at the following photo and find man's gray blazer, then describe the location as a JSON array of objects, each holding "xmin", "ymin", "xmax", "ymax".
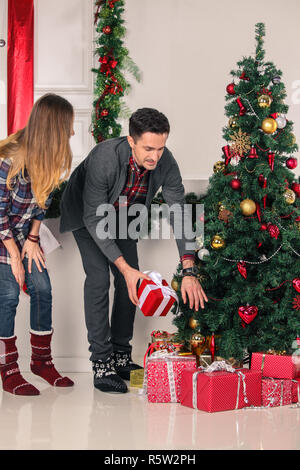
[{"xmin": 60, "ymin": 137, "xmax": 195, "ymax": 263}]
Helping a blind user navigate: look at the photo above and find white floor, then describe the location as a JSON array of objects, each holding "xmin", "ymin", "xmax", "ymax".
[{"xmin": 0, "ymin": 373, "xmax": 299, "ymax": 450}]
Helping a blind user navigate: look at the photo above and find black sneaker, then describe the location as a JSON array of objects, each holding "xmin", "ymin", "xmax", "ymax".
[
  {"xmin": 92, "ymin": 355, "xmax": 128, "ymax": 393},
  {"xmin": 112, "ymin": 351, "xmax": 143, "ymax": 381}
]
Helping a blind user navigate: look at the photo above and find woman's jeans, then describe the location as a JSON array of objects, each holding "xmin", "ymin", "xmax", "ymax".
[{"xmin": 0, "ymin": 258, "xmax": 52, "ymax": 337}]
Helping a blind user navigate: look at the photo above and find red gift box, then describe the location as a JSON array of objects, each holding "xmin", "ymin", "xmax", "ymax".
[
  {"xmin": 292, "ymin": 378, "xmax": 300, "ymax": 404},
  {"xmin": 180, "ymin": 365, "xmax": 262, "ymax": 412},
  {"xmin": 138, "ymin": 271, "xmax": 178, "ymax": 317},
  {"xmin": 146, "ymin": 354, "xmax": 197, "ymax": 403},
  {"xmin": 251, "ymin": 352, "xmax": 298, "ymax": 379},
  {"xmin": 262, "ymin": 378, "xmax": 292, "ymax": 407}
]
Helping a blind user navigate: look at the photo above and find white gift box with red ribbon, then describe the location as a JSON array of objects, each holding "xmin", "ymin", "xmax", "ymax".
[{"xmin": 137, "ymin": 271, "xmax": 178, "ymax": 317}]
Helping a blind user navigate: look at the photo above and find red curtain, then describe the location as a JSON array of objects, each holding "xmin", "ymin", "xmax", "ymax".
[{"xmin": 7, "ymin": 0, "xmax": 34, "ymax": 135}]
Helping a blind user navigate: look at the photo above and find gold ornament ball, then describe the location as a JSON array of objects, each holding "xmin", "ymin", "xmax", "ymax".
[
  {"xmin": 190, "ymin": 333, "xmax": 207, "ymax": 356},
  {"xmin": 190, "ymin": 333, "xmax": 206, "ymax": 344},
  {"xmin": 240, "ymin": 198, "xmax": 257, "ymax": 216},
  {"xmin": 258, "ymin": 94, "xmax": 272, "ymax": 108},
  {"xmin": 213, "ymin": 161, "xmax": 225, "ymax": 174},
  {"xmin": 211, "ymin": 234, "xmax": 226, "ymax": 250},
  {"xmin": 228, "ymin": 116, "xmax": 239, "ymax": 128},
  {"xmin": 289, "ymin": 133, "xmax": 297, "ymax": 146},
  {"xmin": 284, "ymin": 188, "xmax": 296, "ymax": 205},
  {"xmin": 189, "ymin": 317, "xmax": 199, "ymax": 330},
  {"xmin": 261, "ymin": 117, "xmax": 278, "ymax": 134},
  {"xmin": 171, "ymin": 279, "xmax": 179, "ymax": 291}
]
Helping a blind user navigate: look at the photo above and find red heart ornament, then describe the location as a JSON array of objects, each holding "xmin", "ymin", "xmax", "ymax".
[
  {"xmin": 292, "ymin": 278, "xmax": 300, "ymax": 293},
  {"xmin": 238, "ymin": 305, "xmax": 258, "ymax": 328},
  {"xmin": 237, "ymin": 261, "xmax": 247, "ymax": 279}
]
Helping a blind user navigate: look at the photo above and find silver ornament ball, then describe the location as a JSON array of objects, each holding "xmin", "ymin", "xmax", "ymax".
[
  {"xmin": 272, "ymin": 75, "xmax": 281, "ymax": 84},
  {"xmin": 0, "ymin": 39, "xmax": 6, "ymax": 48},
  {"xmin": 197, "ymin": 248, "xmax": 210, "ymax": 261},
  {"xmin": 275, "ymin": 115, "xmax": 287, "ymax": 129}
]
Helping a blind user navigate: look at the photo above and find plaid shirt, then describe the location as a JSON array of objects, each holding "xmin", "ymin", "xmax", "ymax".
[
  {"xmin": 113, "ymin": 154, "xmax": 194, "ymax": 264},
  {"xmin": 0, "ymin": 158, "xmax": 52, "ymax": 265},
  {"xmin": 113, "ymin": 154, "xmax": 149, "ymax": 210}
]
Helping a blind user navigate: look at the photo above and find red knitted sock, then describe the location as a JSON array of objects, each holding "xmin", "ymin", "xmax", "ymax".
[
  {"xmin": 30, "ymin": 331, "xmax": 74, "ymax": 387},
  {"xmin": 0, "ymin": 337, "xmax": 40, "ymax": 396}
]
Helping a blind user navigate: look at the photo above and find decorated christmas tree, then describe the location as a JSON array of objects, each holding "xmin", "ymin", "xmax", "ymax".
[{"xmin": 172, "ymin": 23, "xmax": 300, "ymax": 361}]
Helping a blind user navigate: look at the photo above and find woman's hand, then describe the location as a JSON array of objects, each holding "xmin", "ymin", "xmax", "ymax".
[
  {"xmin": 21, "ymin": 240, "xmax": 46, "ymax": 274},
  {"xmin": 181, "ymin": 275, "xmax": 208, "ymax": 311},
  {"xmin": 10, "ymin": 255, "xmax": 25, "ymax": 290}
]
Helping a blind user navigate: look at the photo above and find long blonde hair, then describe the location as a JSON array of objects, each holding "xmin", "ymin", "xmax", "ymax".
[{"xmin": 0, "ymin": 94, "xmax": 74, "ymax": 209}]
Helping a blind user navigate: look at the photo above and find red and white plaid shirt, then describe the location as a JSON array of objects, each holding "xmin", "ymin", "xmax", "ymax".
[{"xmin": 0, "ymin": 158, "xmax": 52, "ymax": 265}]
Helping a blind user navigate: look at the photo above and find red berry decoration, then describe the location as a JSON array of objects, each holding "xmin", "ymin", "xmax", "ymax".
[
  {"xmin": 102, "ymin": 26, "xmax": 112, "ymax": 34},
  {"xmin": 226, "ymin": 83, "xmax": 236, "ymax": 95},
  {"xmin": 230, "ymin": 178, "xmax": 241, "ymax": 190},
  {"xmin": 260, "ymin": 223, "xmax": 268, "ymax": 231},
  {"xmin": 101, "ymin": 109, "xmax": 109, "ymax": 117},
  {"xmin": 286, "ymin": 157, "xmax": 298, "ymax": 169}
]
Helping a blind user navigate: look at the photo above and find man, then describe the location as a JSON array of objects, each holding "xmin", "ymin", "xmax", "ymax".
[{"xmin": 60, "ymin": 108, "xmax": 208, "ymax": 393}]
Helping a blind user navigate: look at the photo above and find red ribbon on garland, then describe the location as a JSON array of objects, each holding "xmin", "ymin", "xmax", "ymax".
[{"xmin": 7, "ymin": 0, "xmax": 34, "ymax": 135}]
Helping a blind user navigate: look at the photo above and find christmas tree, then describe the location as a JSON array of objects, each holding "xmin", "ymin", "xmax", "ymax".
[{"xmin": 172, "ymin": 23, "xmax": 300, "ymax": 361}]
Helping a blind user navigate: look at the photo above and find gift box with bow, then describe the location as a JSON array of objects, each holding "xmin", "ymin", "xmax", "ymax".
[
  {"xmin": 180, "ymin": 361, "xmax": 262, "ymax": 413},
  {"xmin": 138, "ymin": 271, "xmax": 178, "ymax": 317},
  {"xmin": 251, "ymin": 352, "xmax": 298, "ymax": 379},
  {"xmin": 262, "ymin": 378, "xmax": 292, "ymax": 407},
  {"xmin": 143, "ymin": 350, "xmax": 197, "ymax": 403}
]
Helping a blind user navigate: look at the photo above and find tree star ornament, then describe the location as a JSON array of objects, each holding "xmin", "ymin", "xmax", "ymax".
[{"xmin": 230, "ymin": 128, "xmax": 251, "ymax": 157}]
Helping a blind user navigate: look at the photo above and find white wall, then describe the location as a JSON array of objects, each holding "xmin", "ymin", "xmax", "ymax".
[{"xmin": 0, "ymin": 0, "xmax": 299, "ymax": 372}]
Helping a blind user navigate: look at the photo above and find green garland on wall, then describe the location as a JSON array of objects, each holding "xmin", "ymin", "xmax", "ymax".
[
  {"xmin": 92, "ymin": 0, "xmax": 141, "ymax": 143},
  {"xmin": 46, "ymin": 0, "xmax": 141, "ymax": 219}
]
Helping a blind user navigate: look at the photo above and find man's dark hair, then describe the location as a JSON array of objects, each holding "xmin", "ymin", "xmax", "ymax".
[{"xmin": 129, "ymin": 108, "xmax": 170, "ymax": 141}]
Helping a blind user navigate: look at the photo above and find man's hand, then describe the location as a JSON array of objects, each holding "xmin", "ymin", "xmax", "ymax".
[
  {"xmin": 114, "ymin": 256, "xmax": 151, "ymax": 306},
  {"xmin": 181, "ymin": 275, "xmax": 208, "ymax": 311},
  {"xmin": 122, "ymin": 266, "xmax": 151, "ymax": 306}
]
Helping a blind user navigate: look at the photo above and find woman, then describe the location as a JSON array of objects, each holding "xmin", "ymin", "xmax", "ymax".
[{"xmin": 0, "ymin": 93, "xmax": 74, "ymax": 395}]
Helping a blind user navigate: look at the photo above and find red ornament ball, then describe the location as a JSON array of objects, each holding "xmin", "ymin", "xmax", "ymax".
[
  {"xmin": 291, "ymin": 182, "xmax": 300, "ymax": 197},
  {"xmin": 101, "ymin": 109, "xmax": 109, "ymax": 117},
  {"xmin": 226, "ymin": 83, "xmax": 236, "ymax": 95},
  {"xmin": 230, "ymin": 178, "xmax": 241, "ymax": 190},
  {"xmin": 286, "ymin": 157, "xmax": 298, "ymax": 169}
]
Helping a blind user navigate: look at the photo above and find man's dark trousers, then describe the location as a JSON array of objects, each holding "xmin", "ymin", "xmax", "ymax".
[{"xmin": 72, "ymin": 216, "xmax": 139, "ymax": 362}]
